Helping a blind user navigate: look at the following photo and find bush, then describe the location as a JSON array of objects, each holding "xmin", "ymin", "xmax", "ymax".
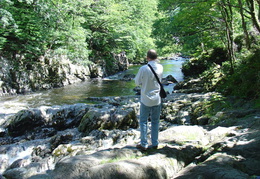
[
  {"xmin": 182, "ymin": 54, "xmax": 209, "ymax": 77},
  {"xmin": 208, "ymin": 48, "xmax": 228, "ymax": 65},
  {"xmin": 217, "ymin": 49, "xmax": 260, "ymax": 99},
  {"xmin": 182, "ymin": 48, "xmax": 228, "ymax": 77}
]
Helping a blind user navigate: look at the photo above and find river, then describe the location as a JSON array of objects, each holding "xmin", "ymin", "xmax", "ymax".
[
  {"xmin": 0, "ymin": 57, "xmax": 186, "ymax": 118},
  {"xmin": 0, "ymin": 57, "xmax": 186, "ymax": 175}
]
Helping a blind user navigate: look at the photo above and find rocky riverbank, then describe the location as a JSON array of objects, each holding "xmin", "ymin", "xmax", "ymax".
[
  {"xmin": 0, "ymin": 89, "xmax": 259, "ymax": 178},
  {"xmin": 0, "ymin": 52, "xmax": 129, "ymax": 96}
]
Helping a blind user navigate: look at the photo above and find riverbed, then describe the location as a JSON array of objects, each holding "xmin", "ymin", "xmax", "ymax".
[{"xmin": 0, "ymin": 58, "xmax": 186, "ymax": 118}]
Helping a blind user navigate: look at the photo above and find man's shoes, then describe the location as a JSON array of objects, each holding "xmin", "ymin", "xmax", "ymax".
[
  {"xmin": 136, "ymin": 144, "xmax": 147, "ymax": 151},
  {"xmin": 152, "ymin": 145, "xmax": 158, "ymax": 149},
  {"xmin": 149, "ymin": 145, "xmax": 158, "ymax": 150}
]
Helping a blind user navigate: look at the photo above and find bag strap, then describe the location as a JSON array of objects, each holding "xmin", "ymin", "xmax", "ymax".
[{"xmin": 147, "ymin": 64, "xmax": 163, "ymax": 87}]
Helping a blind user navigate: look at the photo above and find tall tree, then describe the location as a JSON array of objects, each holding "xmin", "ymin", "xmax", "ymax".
[
  {"xmin": 154, "ymin": 0, "xmax": 259, "ymax": 73},
  {"xmin": 0, "ymin": 0, "xmax": 91, "ymax": 64},
  {"xmin": 238, "ymin": 0, "xmax": 251, "ymax": 49},
  {"xmin": 218, "ymin": 0, "xmax": 235, "ymax": 73},
  {"xmin": 83, "ymin": 0, "xmax": 158, "ymax": 63},
  {"xmin": 246, "ymin": 0, "xmax": 260, "ymax": 33},
  {"xmin": 154, "ymin": 0, "xmax": 224, "ymax": 54}
]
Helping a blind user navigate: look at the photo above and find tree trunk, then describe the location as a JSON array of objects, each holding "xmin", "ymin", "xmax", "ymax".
[
  {"xmin": 219, "ymin": 0, "xmax": 235, "ymax": 74},
  {"xmin": 247, "ymin": 0, "xmax": 260, "ymax": 33},
  {"xmin": 238, "ymin": 0, "xmax": 251, "ymax": 49}
]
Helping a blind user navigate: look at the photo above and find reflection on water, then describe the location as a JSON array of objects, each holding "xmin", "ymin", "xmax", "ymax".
[
  {"xmin": 0, "ymin": 58, "xmax": 186, "ymax": 114},
  {"xmin": 161, "ymin": 59, "xmax": 185, "ymax": 93}
]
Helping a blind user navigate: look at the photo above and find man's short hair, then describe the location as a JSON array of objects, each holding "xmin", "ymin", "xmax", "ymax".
[{"xmin": 147, "ymin": 49, "xmax": 157, "ymax": 60}]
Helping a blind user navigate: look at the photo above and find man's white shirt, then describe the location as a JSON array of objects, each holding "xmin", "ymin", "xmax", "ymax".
[{"xmin": 135, "ymin": 60, "xmax": 163, "ymax": 107}]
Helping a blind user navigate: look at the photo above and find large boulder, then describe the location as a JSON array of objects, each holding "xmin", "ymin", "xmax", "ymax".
[
  {"xmin": 175, "ymin": 153, "xmax": 250, "ymax": 179},
  {"xmin": 0, "ymin": 55, "xmax": 94, "ymax": 95},
  {"xmin": 5, "ymin": 104, "xmax": 90, "ymax": 137},
  {"xmin": 7, "ymin": 109, "xmax": 45, "ymax": 137},
  {"xmin": 46, "ymin": 104, "xmax": 89, "ymax": 130},
  {"xmin": 50, "ymin": 145, "xmax": 202, "ymax": 179},
  {"xmin": 78, "ymin": 105, "xmax": 138, "ymax": 135},
  {"xmin": 162, "ymin": 75, "xmax": 178, "ymax": 85},
  {"xmin": 174, "ymin": 78, "xmax": 205, "ymax": 93},
  {"xmin": 49, "ymin": 125, "xmax": 239, "ymax": 179}
]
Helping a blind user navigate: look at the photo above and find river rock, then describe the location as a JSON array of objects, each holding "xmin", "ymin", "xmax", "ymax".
[
  {"xmin": 175, "ymin": 153, "xmax": 250, "ymax": 179},
  {"xmin": 175, "ymin": 111, "xmax": 260, "ymax": 178},
  {"xmin": 46, "ymin": 103, "xmax": 90, "ymax": 130},
  {"xmin": 111, "ymin": 52, "xmax": 129, "ymax": 75},
  {"xmin": 0, "ymin": 128, "xmax": 6, "ymax": 137},
  {"xmin": 0, "ymin": 53, "xmax": 129, "ymax": 96},
  {"xmin": 159, "ymin": 125, "xmax": 209, "ymax": 146},
  {"xmin": 50, "ymin": 148, "xmax": 142, "ymax": 179},
  {"xmin": 121, "ymin": 74, "xmax": 135, "ymax": 81},
  {"xmin": 161, "ymin": 99, "xmax": 192, "ymax": 124},
  {"xmin": 7, "ymin": 109, "xmax": 45, "ymax": 137},
  {"xmin": 133, "ymin": 86, "xmax": 141, "ymax": 95},
  {"xmin": 49, "ymin": 123, "xmax": 238, "ymax": 179},
  {"xmin": 162, "ymin": 75, "xmax": 178, "ymax": 85},
  {"xmin": 0, "ymin": 55, "xmax": 95, "ymax": 96},
  {"xmin": 174, "ymin": 78, "xmax": 205, "ymax": 93},
  {"xmin": 3, "ymin": 158, "xmax": 54, "ymax": 179},
  {"xmin": 50, "ymin": 144, "xmax": 202, "ymax": 179},
  {"xmin": 1, "ymin": 93, "xmax": 259, "ymax": 179},
  {"xmin": 5, "ymin": 104, "xmax": 90, "ymax": 137},
  {"xmin": 78, "ymin": 105, "xmax": 138, "ymax": 135}
]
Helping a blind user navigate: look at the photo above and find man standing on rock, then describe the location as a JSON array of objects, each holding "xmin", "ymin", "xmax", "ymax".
[{"xmin": 135, "ymin": 49, "xmax": 163, "ymax": 151}]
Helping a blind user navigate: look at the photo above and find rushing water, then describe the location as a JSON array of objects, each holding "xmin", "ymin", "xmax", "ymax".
[{"xmin": 0, "ymin": 57, "xmax": 186, "ymax": 117}]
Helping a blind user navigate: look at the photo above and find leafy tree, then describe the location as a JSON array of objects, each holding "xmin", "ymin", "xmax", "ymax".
[
  {"xmin": 154, "ymin": 0, "xmax": 226, "ymax": 56},
  {"xmin": 1, "ymin": 0, "xmax": 48, "ymax": 58},
  {"xmin": 1, "ymin": 0, "xmax": 160, "ymax": 79},
  {"xmin": 84, "ymin": 0, "xmax": 158, "ymax": 64},
  {"xmin": 0, "ymin": 0, "xmax": 91, "ymax": 65},
  {"xmin": 155, "ymin": 0, "xmax": 259, "ymax": 99},
  {"xmin": 47, "ymin": 0, "xmax": 91, "ymax": 64},
  {"xmin": 154, "ymin": 0, "xmax": 259, "ymax": 72}
]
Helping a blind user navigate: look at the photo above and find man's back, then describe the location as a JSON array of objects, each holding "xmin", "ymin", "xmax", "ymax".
[{"xmin": 135, "ymin": 60, "xmax": 163, "ymax": 107}]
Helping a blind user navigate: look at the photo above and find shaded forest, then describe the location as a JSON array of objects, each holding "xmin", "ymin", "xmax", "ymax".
[{"xmin": 0, "ymin": 0, "xmax": 259, "ymax": 100}]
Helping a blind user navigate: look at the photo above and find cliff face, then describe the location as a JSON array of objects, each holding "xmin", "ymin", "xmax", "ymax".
[
  {"xmin": 0, "ymin": 55, "xmax": 92, "ymax": 95},
  {"xmin": 0, "ymin": 53, "xmax": 129, "ymax": 96}
]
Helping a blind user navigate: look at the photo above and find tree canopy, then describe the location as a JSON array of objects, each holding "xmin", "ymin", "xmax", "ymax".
[
  {"xmin": 1, "ymin": 0, "xmax": 259, "ymax": 62},
  {"xmin": 0, "ymin": 0, "xmax": 158, "ymax": 65},
  {"xmin": 153, "ymin": 0, "xmax": 259, "ymax": 98},
  {"xmin": 1, "ymin": 0, "xmax": 259, "ymax": 97},
  {"xmin": 154, "ymin": 0, "xmax": 259, "ymax": 55}
]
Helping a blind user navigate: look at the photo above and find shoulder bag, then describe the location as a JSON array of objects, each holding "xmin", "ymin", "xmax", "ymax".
[{"xmin": 148, "ymin": 64, "xmax": 167, "ymax": 98}]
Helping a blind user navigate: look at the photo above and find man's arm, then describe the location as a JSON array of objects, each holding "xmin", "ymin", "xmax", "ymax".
[{"xmin": 135, "ymin": 68, "xmax": 143, "ymax": 86}]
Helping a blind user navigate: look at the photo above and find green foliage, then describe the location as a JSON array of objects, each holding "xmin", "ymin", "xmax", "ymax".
[
  {"xmin": 154, "ymin": 0, "xmax": 227, "ymax": 56},
  {"xmin": 191, "ymin": 93, "xmax": 230, "ymax": 125},
  {"xmin": 182, "ymin": 56, "xmax": 208, "ymax": 77},
  {"xmin": 182, "ymin": 47, "xmax": 260, "ymax": 100},
  {"xmin": 1, "ymin": 0, "xmax": 158, "ymax": 70},
  {"xmin": 182, "ymin": 48, "xmax": 228, "ymax": 77},
  {"xmin": 254, "ymin": 98, "xmax": 260, "ymax": 108},
  {"xmin": 0, "ymin": 0, "xmax": 91, "ymax": 65},
  {"xmin": 1, "ymin": 0, "xmax": 259, "ymax": 103},
  {"xmin": 217, "ymin": 49, "xmax": 260, "ymax": 99},
  {"xmin": 84, "ymin": 0, "xmax": 158, "ymax": 63},
  {"xmin": 154, "ymin": 0, "xmax": 259, "ymax": 62},
  {"xmin": 1, "ymin": 1, "xmax": 45, "ymax": 56}
]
